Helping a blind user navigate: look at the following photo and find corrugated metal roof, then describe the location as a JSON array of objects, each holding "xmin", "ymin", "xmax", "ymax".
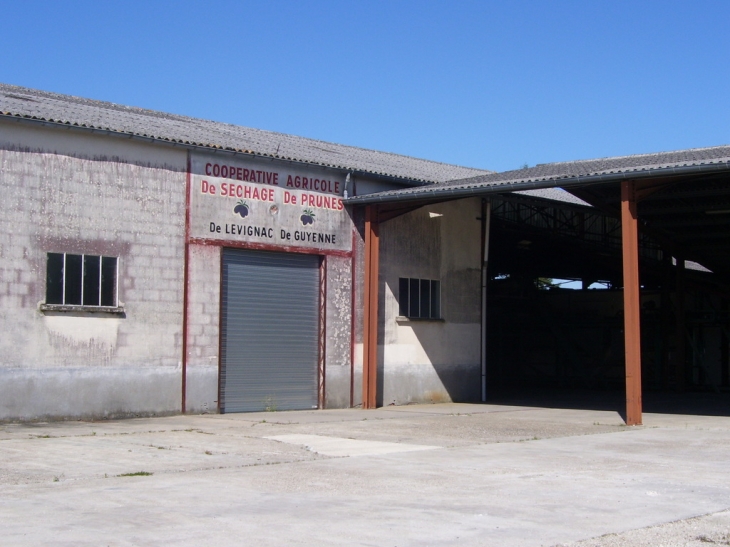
[
  {"xmin": 348, "ymin": 145, "xmax": 730, "ymax": 203},
  {"xmin": 0, "ymin": 83, "xmax": 490, "ymax": 184}
]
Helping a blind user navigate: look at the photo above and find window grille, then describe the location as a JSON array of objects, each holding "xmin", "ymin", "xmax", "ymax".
[
  {"xmin": 46, "ymin": 253, "xmax": 118, "ymax": 307},
  {"xmin": 398, "ymin": 278, "xmax": 441, "ymax": 319}
]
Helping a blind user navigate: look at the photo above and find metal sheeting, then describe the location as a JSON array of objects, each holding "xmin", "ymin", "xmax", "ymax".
[{"xmin": 220, "ymin": 249, "xmax": 320, "ymax": 413}]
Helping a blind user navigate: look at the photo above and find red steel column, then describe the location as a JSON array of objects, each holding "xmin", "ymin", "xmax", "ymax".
[
  {"xmin": 362, "ymin": 205, "xmax": 380, "ymax": 409},
  {"xmin": 621, "ymin": 180, "xmax": 643, "ymax": 425}
]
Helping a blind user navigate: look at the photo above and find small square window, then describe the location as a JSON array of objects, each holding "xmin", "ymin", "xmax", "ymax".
[
  {"xmin": 45, "ymin": 253, "xmax": 118, "ymax": 308},
  {"xmin": 398, "ymin": 277, "xmax": 441, "ymax": 320}
]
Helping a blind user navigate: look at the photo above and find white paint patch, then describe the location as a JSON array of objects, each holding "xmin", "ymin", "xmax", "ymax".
[
  {"xmin": 44, "ymin": 315, "xmax": 119, "ymax": 347},
  {"xmin": 265, "ymin": 434, "xmax": 440, "ymax": 457}
]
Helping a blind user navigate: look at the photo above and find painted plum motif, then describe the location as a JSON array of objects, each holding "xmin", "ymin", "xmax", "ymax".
[
  {"xmin": 300, "ymin": 208, "xmax": 315, "ymax": 225},
  {"xmin": 233, "ymin": 200, "xmax": 250, "ymax": 218}
]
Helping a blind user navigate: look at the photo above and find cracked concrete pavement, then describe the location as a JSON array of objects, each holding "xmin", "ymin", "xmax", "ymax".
[{"xmin": 1, "ymin": 403, "xmax": 729, "ymax": 546}]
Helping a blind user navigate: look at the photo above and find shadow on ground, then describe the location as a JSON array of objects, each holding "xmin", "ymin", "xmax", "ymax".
[{"xmin": 486, "ymin": 387, "xmax": 730, "ymax": 418}]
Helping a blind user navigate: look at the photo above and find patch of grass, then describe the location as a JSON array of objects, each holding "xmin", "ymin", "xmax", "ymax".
[
  {"xmin": 697, "ymin": 535, "xmax": 730, "ymax": 545},
  {"xmin": 205, "ymin": 450, "xmax": 213, "ymax": 455},
  {"xmin": 117, "ymin": 471, "xmax": 153, "ymax": 477},
  {"xmin": 263, "ymin": 396, "xmax": 278, "ymax": 412}
]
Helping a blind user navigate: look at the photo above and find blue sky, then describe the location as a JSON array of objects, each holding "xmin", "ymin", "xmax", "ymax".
[{"xmin": 1, "ymin": 1, "xmax": 728, "ymax": 172}]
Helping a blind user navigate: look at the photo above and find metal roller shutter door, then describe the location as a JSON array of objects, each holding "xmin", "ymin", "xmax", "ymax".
[{"xmin": 220, "ymin": 249, "xmax": 320, "ymax": 413}]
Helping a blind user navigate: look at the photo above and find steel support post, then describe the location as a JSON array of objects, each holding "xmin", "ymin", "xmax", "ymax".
[
  {"xmin": 481, "ymin": 199, "xmax": 492, "ymax": 402},
  {"xmin": 362, "ymin": 205, "xmax": 380, "ymax": 409},
  {"xmin": 621, "ymin": 180, "xmax": 643, "ymax": 425},
  {"xmin": 722, "ymin": 299, "xmax": 729, "ymax": 388},
  {"xmin": 675, "ymin": 257, "xmax": 687, "ymax": 392}
]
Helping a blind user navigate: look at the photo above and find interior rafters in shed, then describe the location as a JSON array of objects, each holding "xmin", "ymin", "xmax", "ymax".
[{"xmin": 485, "ymin": 188, "xmax": 730, "ymax": 402}]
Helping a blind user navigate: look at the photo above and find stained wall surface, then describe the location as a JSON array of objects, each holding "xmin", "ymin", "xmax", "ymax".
[
  {"xmin": 0, "ymin": 119, "xmax": 469, "ymax": 420},
  {"xmin": 378, "ymin": 198, "xmax": 482, "ymax": 405},
  {"xmin": 0, "ymin": 121, "xmax": 187, "ymax": 420},
  {"xmin": 185, "ymin": 244, "xmax": 221, "ymax": 413}
]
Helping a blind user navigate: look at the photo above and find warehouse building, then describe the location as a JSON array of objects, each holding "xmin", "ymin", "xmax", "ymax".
[
  {"xmin": 1, "ymin": 83, "xmax": 729, "ymax": 424},
  {"xmin": 0, "ymin": 83, "xmax": 489, "ymax": 421}
]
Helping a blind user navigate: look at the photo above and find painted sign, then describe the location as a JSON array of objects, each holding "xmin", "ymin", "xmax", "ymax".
[{"xmin": 189, "ymin": 153, "xmax": 352, "ymax": 252}]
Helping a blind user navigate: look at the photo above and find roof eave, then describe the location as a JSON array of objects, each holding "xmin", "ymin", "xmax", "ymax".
[{"xmin": 344, "ymin": 160, "xmax": 730, "ymax": 205}]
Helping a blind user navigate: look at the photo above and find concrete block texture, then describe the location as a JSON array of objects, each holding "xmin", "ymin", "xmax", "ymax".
[
  {"xmin": 377, "ymin": 198, "xmax": 482, "ymax": 405},
  {"xmin": 0, "ymin": 122, "xmax": 187, "ymax": 419},
  {"xmin": 185, "ymin": 245, "xmax": 220, "ymax": 368},
  {"xmin": 324, "ymin": 255, "xmax": 352, "ymax": 408},
  {"xmin": 0, "ymin": 366, "xmax": 182, "ymax": 421}
]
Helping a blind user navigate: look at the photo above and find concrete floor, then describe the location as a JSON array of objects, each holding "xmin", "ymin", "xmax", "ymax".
[{"xmin": 1, "ymin": 403, "xmax": 729, "ymax": 546}]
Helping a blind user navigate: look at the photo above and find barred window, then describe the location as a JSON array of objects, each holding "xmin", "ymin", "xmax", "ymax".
[
  {"xmin": 398, "ymin": 278, "xmax": 441, "ymax": 319},
  {"xmin": 46, "ymin": 253, "xmax": 118, "ymax": 307}
]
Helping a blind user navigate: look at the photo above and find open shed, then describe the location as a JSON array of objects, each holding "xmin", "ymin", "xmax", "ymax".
[{"xmin": 347, "ymin": 146, "xmax": 730, "ymax": 424}]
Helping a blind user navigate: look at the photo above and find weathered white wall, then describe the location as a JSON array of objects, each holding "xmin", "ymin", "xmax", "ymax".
[
  {"xmin": 185, "ymin": 244, "xmax": 221, "ymax": 413},
  {"xmin": 0, "ymin": 121, "xmax": 187, "ymax": 420},
  {"xmin": 378, "ymin": 198, "xmax": 482, "ymax": 405},
  {"xmin": 325, "ymin": 254, "xmax": 353, "ymax": 408},
  {"xmin": 0, "ymin": 120, "xmax": 385, "ymax": 420}
]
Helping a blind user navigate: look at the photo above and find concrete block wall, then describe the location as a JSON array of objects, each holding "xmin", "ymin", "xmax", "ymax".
[
  {"xmin": 325, "ymin": 254, "xmax": 353, "ymax": 408},
  {"xmin": 185, "ymin": 244, "xmax": 221, "ymax": 413},
  {"xmin": 0, "ymin": 121, "xmax": 187, "ymax": 421},
  {"xmin": 379, "ymin": 198, "xmax": 482, "ymax": 405}
]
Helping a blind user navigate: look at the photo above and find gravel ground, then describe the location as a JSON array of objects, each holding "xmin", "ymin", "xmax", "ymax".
[{"xmin": 554, "ymin": 510, "xmax": 730, "ymax": 547}]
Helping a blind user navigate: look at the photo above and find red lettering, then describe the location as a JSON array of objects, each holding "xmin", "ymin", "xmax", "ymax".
[
  {"xmin": 335, "ymin": 181, "xmax": 340, "ymax": 193},
  {"xmin": 273, "ymin": 173, "xmax": 279, "ymax": 185},
  {"xmin": 324, "ymin": 196, "xmax": 331, "ymax": 209},
  {"xmin": 256, "ymin": 170, "xmax": 263, "ymax": 182},
  {"xmin": 295, "ymin": 176, "xmax": 301, "ymax": 188},
  {"xmin": 213, "ymin": 164, "xmax": 220, "ymax": 177},
  {"xmin": 236, "ymin": 185, "xmax": 243, "ymax": 198},
  {"xmin": 244, "ymin": 186, "xmax": 252, "ymax": 198},
  {"xmin": 286, "ymin": 175, "xmax": 293, "ymax": 187},
  {"xmin": 236, "ymin": 167, "xmax": 243, "ymax": 181},
  {"xmin": 205, "ymin": 163, "xmax": 212, "ymax": 176}
]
